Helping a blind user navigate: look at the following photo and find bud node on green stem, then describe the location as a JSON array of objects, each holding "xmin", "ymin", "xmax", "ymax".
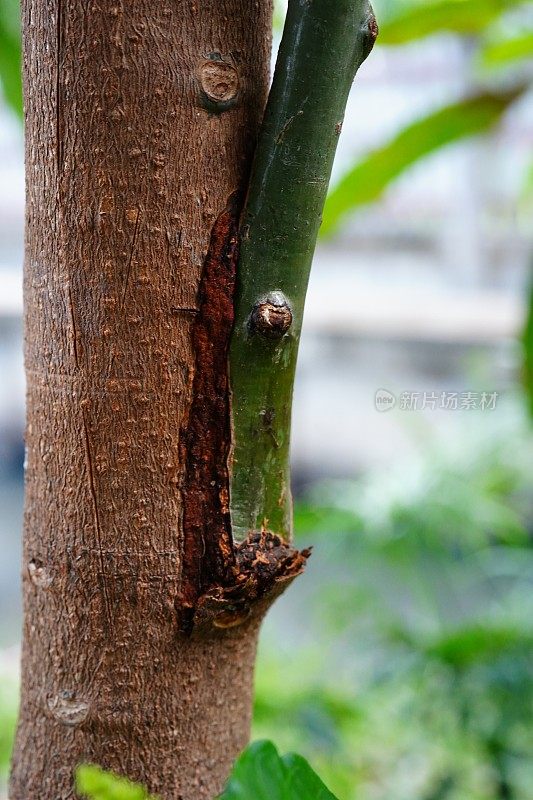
[{"xmin": 250, "ymin": 292, "xmax": 293, "ymax": 339}]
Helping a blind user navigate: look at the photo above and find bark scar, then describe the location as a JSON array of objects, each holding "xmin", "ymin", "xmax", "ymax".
[{"xmin": 178, "ymin": 193, "xmax": 241, "ymax": 628}]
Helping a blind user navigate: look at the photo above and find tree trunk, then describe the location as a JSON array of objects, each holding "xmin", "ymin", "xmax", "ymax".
[
  {"xmin": 10, "ymin": 1, "xmax": 275, "ymax": 798},
  {"xmin": 11, "ymin": 0, "xmax": 377, "ymax": 795}
]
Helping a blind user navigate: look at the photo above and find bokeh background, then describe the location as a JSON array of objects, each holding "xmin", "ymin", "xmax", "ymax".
[{"xmin": 0, "ymin": 0, "xmax": 532, "ymax": 798}]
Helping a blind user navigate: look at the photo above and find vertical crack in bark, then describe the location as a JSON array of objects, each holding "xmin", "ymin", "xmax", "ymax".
[
  {"xmin": 81, "ymin": 408, "xmax": 113, "ymax": 630},
  {"xmin": 67, "ymin": 283, "xmax": 79, "ymax": 369},
  {"xmin": 121, "ymin": 208, "xmax": 140, "ymax": 311},
  {"xmin": 178, "ymin": 193, "xmax": 241, "ymax": 631},
  {"xmin": 56, "ymin": 0, "xmax": 63, "ymax": 174}
]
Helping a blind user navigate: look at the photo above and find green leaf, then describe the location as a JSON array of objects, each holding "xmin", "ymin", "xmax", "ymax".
[
  {"xmin": 219, "ymin": 741, "xmax": 287, "ymax": 800},
  {"xmin": 479, "ymin": 29, "xmax": 533, "ymax": 67},
  {"xmin": 322, "ymin": 89, "xmax": 520, "ymax": 235},
  {"xmin": 75, "ymin": 765, "xmax": 156, "ymax": 800},
  {"xmin": 0, "ymin": 0, "xmax": 22, "ymax": 117},
  {"xmin": 283, "ymin": 753, "xmax": 339, "ymax": 800},
  {"xmin": 219, "ymin": 741, "xmax": 338, "ymax": 800},
  {"xmin": 378, "ymin": 0, "xmax": 522, "ymax": 45}
]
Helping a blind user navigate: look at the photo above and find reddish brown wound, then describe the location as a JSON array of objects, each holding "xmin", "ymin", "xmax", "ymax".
[{"xmin": 178, "ymin": 193, "xmax": 241, "ymax": 626}]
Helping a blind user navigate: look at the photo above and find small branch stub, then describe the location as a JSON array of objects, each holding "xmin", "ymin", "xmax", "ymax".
[
  {"xmin": 198, "ymin": 53, "xmax": 240, "ymax": 113},
  {"xmin": 250, "ymin": 292, "xmax": 293, "ymax": 339},
  {"xmin": 28, "ymin": 559, "xmax": 53, "ymax": 589}
]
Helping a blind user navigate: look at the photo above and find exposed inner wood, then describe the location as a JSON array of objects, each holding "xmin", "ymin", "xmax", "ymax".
[{"xmin": 178, "ymin": 194, "xmax": 240, "ymax": 627}]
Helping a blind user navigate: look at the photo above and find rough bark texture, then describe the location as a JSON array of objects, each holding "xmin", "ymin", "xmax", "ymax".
[{"xmin": 10, "ymin": 2, "xmax": 277, "ymax": 798}]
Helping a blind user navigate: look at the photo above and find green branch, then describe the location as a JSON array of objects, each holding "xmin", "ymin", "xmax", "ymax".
[{"xmin": 228, "ymin": 0, "xmax": 377, "ymax": 540}]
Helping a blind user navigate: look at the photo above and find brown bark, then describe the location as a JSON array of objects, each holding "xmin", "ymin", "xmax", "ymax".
[{"xmin": 8, "ymin": 1, "xmax": 288, "ymax": 798}]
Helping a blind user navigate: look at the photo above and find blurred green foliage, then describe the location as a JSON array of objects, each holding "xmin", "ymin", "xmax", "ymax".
[
  {"xmin": 322, "ymin": 89, "xmax": 519, "ymax": 225},
  {"xmin": 0, "ymin": 0, "xmax": 21, "ymax": 117},
  {"xmin": 523, "ymin": 277, "xmax": 533, "ymax": 417},
  {"xmin": 377, "ymin": 0, "xmax": 526, "ymax": 45},
  {"xmin": 322, "ymin": 0, "xmax": 533, "ymax": 233},
  {"xmin": 0, "ymin": 667, "xmax": 17, "ymax": 788},
  {"xmin": 479, "ymin": 30, "xmax": 533, "ymax": 67},
  {"xmin": 253, "ymin": 409, "xmax": 533, "ymax": 800}
]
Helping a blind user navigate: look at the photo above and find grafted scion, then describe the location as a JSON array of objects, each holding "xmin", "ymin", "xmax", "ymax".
[
  {"xmin": 228, "ymin": 0, "xmax": 379, "ymax": 541},
  {"xmin": 178, "ymin": 200, "xmax": 310, "ymax": 636}
]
